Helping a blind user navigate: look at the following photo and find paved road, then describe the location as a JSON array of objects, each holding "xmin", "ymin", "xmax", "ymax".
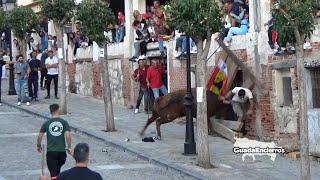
[{"xmin": 0, "ymin": 105, "xmax": 191, "ymax": 180}]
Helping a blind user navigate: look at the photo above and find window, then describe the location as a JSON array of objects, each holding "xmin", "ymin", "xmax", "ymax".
[
  {"xmin": 275, "ymin": 68, "xmax": 293, "ymax": 107},
  {"xmin": 310, "ymin": 67, "xmax": 320, "ymax": 108}
]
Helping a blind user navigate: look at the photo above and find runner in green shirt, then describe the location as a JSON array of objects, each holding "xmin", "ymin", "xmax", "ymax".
[{"xmin": 37, "ymin": 104, "xmax": 72, "ymax": 180}]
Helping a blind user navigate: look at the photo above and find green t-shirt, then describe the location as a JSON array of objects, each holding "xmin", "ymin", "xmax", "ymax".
[{"xmin": 40, "ymin": 117, "xmax": 71, "ymax": 152}]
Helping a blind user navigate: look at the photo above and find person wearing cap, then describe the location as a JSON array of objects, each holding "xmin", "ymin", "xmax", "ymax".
[
  {"xmin": 146, "ymin": 59, "xmax": 168, "ymax": 99},
  {"xmin": 220, "ymin": 87, "xmax": 254, "ymax": 123},
  {"xmin": 131, "ymin": 55, "xmax": 152, "ymax": 114}
]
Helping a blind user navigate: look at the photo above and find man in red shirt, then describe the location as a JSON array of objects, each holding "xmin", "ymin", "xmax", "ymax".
[
  {"xmin": 146, "ymin": 59, "xmax": 168, "ymax": 99},
  {"xmin": 131, "ymin": 55, "xmax": 152, "ymax": 114}
]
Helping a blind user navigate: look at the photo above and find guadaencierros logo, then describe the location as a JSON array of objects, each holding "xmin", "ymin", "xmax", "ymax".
[{"xmin": 233, "ymin": 138, "xmax": 285, "ymax": 161}]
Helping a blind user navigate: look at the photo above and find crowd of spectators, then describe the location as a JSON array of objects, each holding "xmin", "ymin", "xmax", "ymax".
[
  {"xmin": 222, "ymin": 0, "xmax": 249, "ymax": 46},
  {"xmin": 129, "ymin": 0, "xmax": 172, "ymax": 61}
]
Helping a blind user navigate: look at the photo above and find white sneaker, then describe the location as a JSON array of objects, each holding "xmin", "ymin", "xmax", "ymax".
[
  {"xmin": 134, "ymin": 109, "xmax": 139, "ymax": 114},
  {"xmin": 26, "ymin": 102, "xmax": 30, "ymax": 106},
  {"xmin": 303, "ymin": 42, "xmax": 311, "ymax": 50},
  {"xmin": 17, "ymin": 102, "xmax": 21, "ymax": 106},
  {"xmin": 0, "ymin": 103, "xmax": 2, "ymax": 106},
  {"xmin": 190, "ymin": 49, "xmax": 197, "ymax": 54}
]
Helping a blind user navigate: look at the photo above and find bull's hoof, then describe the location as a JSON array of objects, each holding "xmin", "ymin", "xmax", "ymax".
[{"xmin": 139, "ymin": 131, "xmax": 145, "ymax": 137}]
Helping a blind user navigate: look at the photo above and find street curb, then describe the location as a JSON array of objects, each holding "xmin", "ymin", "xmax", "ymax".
[{"xmin": 2, "ymin": 101, "xmax": 206, "ymax": 180}]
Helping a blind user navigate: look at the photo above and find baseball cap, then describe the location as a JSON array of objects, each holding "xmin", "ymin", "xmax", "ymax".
[{"xmin": 136, "ymin": 55, "xmax": 148, "ymax": 62}]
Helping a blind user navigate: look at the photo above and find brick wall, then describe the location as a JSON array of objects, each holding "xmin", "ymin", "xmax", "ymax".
[{"xmin": 67, "ymin": 63, "xmax": 76, "ymax": 93}]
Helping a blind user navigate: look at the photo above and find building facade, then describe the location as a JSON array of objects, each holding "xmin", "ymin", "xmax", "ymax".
[{"xmin": 19, "ymin": 0, "xmax": 320, "ymax": 155}]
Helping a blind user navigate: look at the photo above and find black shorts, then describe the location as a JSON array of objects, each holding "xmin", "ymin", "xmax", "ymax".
[{"xmin": 46, "ymin": 151, "xmax": 67, "ymax": 178}]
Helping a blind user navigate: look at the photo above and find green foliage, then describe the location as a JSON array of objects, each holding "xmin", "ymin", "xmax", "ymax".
[
  {"xmin": 76, "ymin": 0, "xmax": 114, "ymax": 46},
  {"xmin": 166, "ymin": 0, "xmax": 223, "ymax": 41},
  {"xmin": 0, "ymin": 8, "xmax": 9, "ymax": 32},
  {"xmin": 7, "ymin": 6, "xmax": 38, "ymax": 40},
  {"xmin": 40, "ymin": 0, "xmax": 76, "ymax": 24},
  {"xmin": 273, "ymin": 0, "xmax": 319, "ymax": 44}
]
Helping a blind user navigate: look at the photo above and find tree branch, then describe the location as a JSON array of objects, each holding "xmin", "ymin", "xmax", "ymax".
[
  {"xmin": 59, "ymin": 14, "xmax": 70, "ymax": 27},
  {"xmin": 201, "ymin": 29, "xmax": 212, "ymax": 60}
]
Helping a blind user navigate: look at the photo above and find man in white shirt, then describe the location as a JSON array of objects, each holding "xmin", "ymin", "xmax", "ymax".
[
  {"xmin": 221, "ymin": 87, "xmax": 254, "ymax": 123},
  {"xmin": 45, "ymin": 50, "xmax": 59, "ymax": 99},
  {"xmin": 30, "ymin": 37, "xmax": 39, "ymax": 54}
]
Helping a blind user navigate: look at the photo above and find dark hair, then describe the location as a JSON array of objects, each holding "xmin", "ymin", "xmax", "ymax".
[
  {"xmin": 238, "ymin": 89, "xmax": 246, "ymax": 97},
  {"xmin": 49, "ymin": 104, "xmax": 60, "ymax": 114},
  {"xmin": 18, "ymin": 54, "xmax": 24, "ymax": 58},
  {"xmin": 133, "ymin": 20, "xmax": 141, "ymax": 26},
  {"xmin": 225, "ymin": 0, "xmax": 234, "ymax": 3},
  {"xmin": 73, "ymin": 143, "xmax": 89, "ymax": 163},
  {"xmin": 48, "ymin": 50, "xmax": 53, "ymax": 53},
  {"xmin": 30, "ymin": 51, "xmax": 36, "ymax": 57}
]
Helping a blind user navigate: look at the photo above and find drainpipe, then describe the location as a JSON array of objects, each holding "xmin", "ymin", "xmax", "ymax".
[{"xmin": 249, "ymin": 0, "xmax": 263, "ymax": 139}]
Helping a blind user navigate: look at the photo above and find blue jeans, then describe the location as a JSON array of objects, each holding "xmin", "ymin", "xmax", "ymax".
[
  {"xmin": 152, "ymin": 85, "xmax": 168, "ymax": 99},
  {"xmin": 15, "ymin": 79, "xmax": 30, "ymax": 102},
  {"xmin": 115, "ymin": 26, "xmax": 125, "ymax": 42},
  {"xmin": 182, "ymin": 38, "xmax": 196, "ymax": 53},
  {"xmin": 157, "ymin": 37, "xmax": 164, "ymax": 53},
  {"xmin": 225, "ymin": 26, "xmax": 248, "ymax": 42}
]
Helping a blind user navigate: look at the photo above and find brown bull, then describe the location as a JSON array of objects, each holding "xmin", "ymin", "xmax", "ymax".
[{"xmin": 140, "ymin": 88, "xmax": 235, "ymax": 139}]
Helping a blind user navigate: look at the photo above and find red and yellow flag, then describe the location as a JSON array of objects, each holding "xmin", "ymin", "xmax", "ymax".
[{"xmin": 207, "ymin": 59, "xmax": 228, "ymax": 96}]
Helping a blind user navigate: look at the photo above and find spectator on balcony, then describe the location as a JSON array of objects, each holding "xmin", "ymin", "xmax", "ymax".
[
  {"xmin": 224, "ymin": 12, "xmax": 249, "ymax": 46},
  {"xmin": 264, "ymin": 15, "xmax": 277, "ymax": 51},
  {"xmin": 48, "ymin": 35, "xmax": 58, "ymax": 51},
  {"xmin": 13, "ymin": 39, "xmax": 22, "ymax": 57},
  {"xmin": 224, "ymin": 0, "xmax": 242, "ymax": 27},
  {"xmin": 132, "ymin": 10, "xmax": 147, "ymax": 27},
  {"xmin": 115, "ymin": 12, "xmax": 126, "ymax": 43},
  {"xmin": 29, "ymin": 37, "xmax": 40, "ymax": 54},
  {"xmin": 154, "ymin": 17, "xmax": 170, "ymax": 57},
  {"xmin": 153, "ymin": 0, "xmax": 165, "ymax": 23},
  {"xmin": 147, "ymin": 59, "xmax": 168, "ymax": 99},
  {"xmin": 147, "ymin": 18, "xmax": 156, "ymax": 42},
  {"xmin": 39, "ymin": 27, "xmax": 48, "ymax": 53},
  {"xmin": 40, "ymin": 49, "xmax": 48, "ymax": 90},
  {"xmin": 130, "ymin": 20, "xmax": 149, "ymax": 61},
  {"xmin": 105, "ymin": 24, "xmax": 116, "ymax": 43}
]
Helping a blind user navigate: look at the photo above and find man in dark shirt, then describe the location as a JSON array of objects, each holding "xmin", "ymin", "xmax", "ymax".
[
  {"xmin": 40, "ymin": 49, "xmax": 49, "ymax": 90},
  {"xmin": 57, "ymin": 143, "xmax": 103, "ymax": 180},
  {"xmin": 28, "ymin": 51, "xmax": 41, "ymax": 101},
  {"xmin": 131, "ymin": 55, "xmax": 152, "ymax": 114}
]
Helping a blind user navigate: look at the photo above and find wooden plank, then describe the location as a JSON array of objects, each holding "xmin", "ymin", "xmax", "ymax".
[
  {"xmin": 211, "ymin": 121, "xmax": 240, "ymax": 143},
  {"xmin": 210, "ymin": 117, "xmax": 243, "ymax": 131},
  {"xmin": 223, "ymin": 51, "xmax": 239, "ymax": 91}
]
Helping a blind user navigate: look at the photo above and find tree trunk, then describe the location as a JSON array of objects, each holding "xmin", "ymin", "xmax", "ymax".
[
  {"xmin": 196, "ymin": 40, "xmax": 211, "ymax": 169},
  {"xmin": 55, "ymin": 23, "xmax": 67, "ymax": 114},
  {"xmin": 101, "ymin": 41, "xmax": 115, "ymax": 131},
  {"xmin": 293, "ymin": 25, "xmax": 310, "ymax": 180},
  {"xmin": 21, "ymin": 39, "xmax": 27, "ymax": 59}
]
